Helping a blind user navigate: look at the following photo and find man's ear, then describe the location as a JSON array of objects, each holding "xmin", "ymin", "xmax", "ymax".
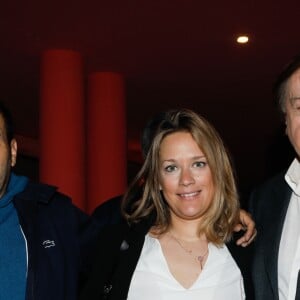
[
  {"xmin": 285, "ymin": 116, "xmax": 288, "ymax": 135},
  {"xmin": 10, "ymin": 138, "xmax": 17, "ymax": 167}
]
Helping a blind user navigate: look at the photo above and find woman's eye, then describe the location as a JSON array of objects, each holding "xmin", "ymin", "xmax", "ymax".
[
  {"xmin": 165, "ymin": 165, "xmax": 177, "ymax": 172},
  {"xmin": 194, "ymin": 161, "xmax": 206, "ymax": 168}
]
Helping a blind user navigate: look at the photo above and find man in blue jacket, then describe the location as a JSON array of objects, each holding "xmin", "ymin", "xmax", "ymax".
[{"xmin": 0, "ymin": 102, "xmax": 98, "ymax": 300}]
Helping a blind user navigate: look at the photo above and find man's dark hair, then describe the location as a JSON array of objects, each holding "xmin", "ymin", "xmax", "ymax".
[
  {"xmin": 273, "ymin": 54, "xmax": 300, "ymax": 114},
  {"xmin": 141, "ymin": 111, "xmax": 167, "ymax": 159},
  {"xmin": 0, "ymin": 102, "xmax": 14, "ymax": 143}
]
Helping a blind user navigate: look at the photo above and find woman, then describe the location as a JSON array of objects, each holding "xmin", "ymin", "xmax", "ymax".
[{"xmin": 81, "ymin": 109, "xmax": 247, "ymax": 299}]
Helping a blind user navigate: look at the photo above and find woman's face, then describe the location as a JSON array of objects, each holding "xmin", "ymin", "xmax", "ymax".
[{"xmin": 159, "ymin": 131, "xmax": 214, "ymax": 222}]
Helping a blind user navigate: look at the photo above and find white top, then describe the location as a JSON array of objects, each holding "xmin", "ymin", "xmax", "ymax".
[
  {"xmin": 127, "ymin": 234, "xmax": 245, "ymax": 300},
  {"xmin": 279, "ymin": 158, "xmax": 300, "ymax": 300}
]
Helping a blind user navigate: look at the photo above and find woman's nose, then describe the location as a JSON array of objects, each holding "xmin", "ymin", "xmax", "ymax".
[{"xmin": 179, "ymin": 168, "xmax": 195, "ymax": 186}]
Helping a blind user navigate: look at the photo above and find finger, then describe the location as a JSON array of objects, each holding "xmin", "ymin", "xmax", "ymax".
[
  {"xmin": 233, "ymin": 224, "xmax": 243, "ymax": 232},
  {"xmin": 242, "ymin": 221, "xmax": 255, "ymax": 240},
  {"xmin": 236, "ymin": 229, "xmax": 257, "ymax": 247},
  {"xmin": 236, "ymin": 236, "xmax": 246, "ymax": 246},
  {"xmin": 247, "ymin": 229, "xmax": 257, "ymax": 243}
]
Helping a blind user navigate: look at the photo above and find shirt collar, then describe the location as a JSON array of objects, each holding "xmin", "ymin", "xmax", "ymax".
[{"xmin": 285, "ymin": 158, "xmax": 300, "ymax": 195}]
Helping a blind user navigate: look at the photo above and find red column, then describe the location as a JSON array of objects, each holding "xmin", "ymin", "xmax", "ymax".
[
  {"xmin": 87, "ymin": 72, "xmax": 127, "ymax": 213},
  {"xmin": 39, "ymin": 49, "xmax": 85, "ymax": 210}
]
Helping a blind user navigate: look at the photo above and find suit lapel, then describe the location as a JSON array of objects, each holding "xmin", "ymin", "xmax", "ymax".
[
  {"xmin": 263, "ymin": 177, "xmax": 291, "ymax": 299},
  {"xmin": 110, "ymin": 217, "xmax": 153, "ymax": 299},
  {"xmin": 295, "ymin": 270, "xmax": 300, "ymax": 300}
]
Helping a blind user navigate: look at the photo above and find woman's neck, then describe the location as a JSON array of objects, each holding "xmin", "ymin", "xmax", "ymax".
[{"xmin": 168, "ymin": 216, "xmax": 206, "ymax": 242}]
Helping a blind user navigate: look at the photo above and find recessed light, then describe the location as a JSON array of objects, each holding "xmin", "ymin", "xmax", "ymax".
[{"xmin": 237, "ymin": 36, "xmax": 249, "ymax": 44}]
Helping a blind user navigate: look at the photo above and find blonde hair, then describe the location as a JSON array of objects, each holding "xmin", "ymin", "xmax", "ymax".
[{"xmin": 122, "ymin": 109, "xmax": 239, "ymax": 245}]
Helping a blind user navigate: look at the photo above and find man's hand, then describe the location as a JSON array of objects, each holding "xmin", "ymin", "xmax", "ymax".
[{"xmin": 234, "ymin": 209, "xmax": 257, "ymax": 247}]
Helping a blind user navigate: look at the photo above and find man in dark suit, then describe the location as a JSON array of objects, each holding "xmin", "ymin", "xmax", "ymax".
[{"xmin": 249, "ymin": 54, "xmax": 300, "ymax": 299}]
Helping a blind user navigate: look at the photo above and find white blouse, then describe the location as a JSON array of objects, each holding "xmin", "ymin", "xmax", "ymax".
[{"xmin": 127, "ymin": 234, "xmax": 245, "ymax": 300}]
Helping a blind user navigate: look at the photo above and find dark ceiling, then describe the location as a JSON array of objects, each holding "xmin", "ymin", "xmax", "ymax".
[{"xmin": 1, "ymin": 0, "xmax": 299, "ymax": 196}]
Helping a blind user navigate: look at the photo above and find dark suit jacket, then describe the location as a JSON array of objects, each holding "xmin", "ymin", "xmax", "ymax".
[
  {"xmin": 92, "ymin": 195, "xmax": 123, "ymax": 228},
  {"xmin": 248, "ymin": 171, "xmax": 300, "ymax": 300}
]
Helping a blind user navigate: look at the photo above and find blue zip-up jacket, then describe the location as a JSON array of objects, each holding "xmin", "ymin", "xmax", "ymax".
[{"xmin": 13, "ymin": 181, "xmax": 99, "ymax": 300}]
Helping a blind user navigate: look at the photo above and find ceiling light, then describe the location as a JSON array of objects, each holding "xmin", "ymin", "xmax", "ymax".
[{"xmin": 237, "ymin": 36, "xmax": 249, "ymax": 44}]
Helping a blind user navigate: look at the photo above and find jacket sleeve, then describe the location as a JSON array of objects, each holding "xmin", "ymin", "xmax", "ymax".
[
  {"xmin": 79, "ymin": 225, "xmax": 126, "ymax": 300},
  {"xmin": 44, "ymin": 191, "xmax": 102, "ymax": 293}
]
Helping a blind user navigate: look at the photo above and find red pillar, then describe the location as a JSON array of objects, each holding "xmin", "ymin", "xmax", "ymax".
[
  {"xmin": 87, "ymin": 72, "xmax": 127, "ymax": 213},
  {"xmin": 39, "ymin": 49, "xmax": 85, "ymax": 210}
]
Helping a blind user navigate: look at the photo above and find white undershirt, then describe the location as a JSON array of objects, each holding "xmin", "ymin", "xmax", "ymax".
[
  {"xmin": 279, "ymin": 158, "xmax": 300, "ymax": 300},
  {"xmin": 127, "ymin": 234, "xmax": 245, "ymax": 300}
]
